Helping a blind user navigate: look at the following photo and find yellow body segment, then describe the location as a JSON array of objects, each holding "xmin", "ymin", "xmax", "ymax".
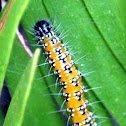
[{"xmin": 40, "ymin": 36, "xmax": 95, "ymax": 126}]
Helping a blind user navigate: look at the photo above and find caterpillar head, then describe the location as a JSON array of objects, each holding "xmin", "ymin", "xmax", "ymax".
[{"xmin": 34, "ymin": 20, "xmax": 51, "ymax": 40}]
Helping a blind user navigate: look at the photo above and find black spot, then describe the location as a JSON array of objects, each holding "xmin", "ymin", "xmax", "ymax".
[
  {"xmin": 65, "ymin": 97, "xmax": 70, "ymax": 102},
  {"xmin": 77, "ymin": 95, "xmax": 82, "ymax": 101},
  {"xmin": 81, "ymin": 109, "xmax": 86, "ymax": 115},
  {"xmin": 70, "ymin": 113, "xmax": 74, "ymax": 118},
  {"xmin": 74, "ymin": 81, "xmax": 79, "ymax": 86},
  {"xmin": 75, "ymin": 123, "xmax": 80, "ymax": 126},
  {"xmin": 68, "ymin": 108, "xmax": 74, "ymax": 112},
  {"xmin": 65, "ymin": 93, "xmax": 70, "ymax": 97},
  {"xmin": 58, "ymin": 75, "xmax": 61, "ymax": 79}
]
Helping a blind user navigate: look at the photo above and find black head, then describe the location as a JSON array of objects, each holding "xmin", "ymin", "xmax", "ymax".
[{"xmin": 34, "ymin": 20, "xmax": 51, "ymax": 37}]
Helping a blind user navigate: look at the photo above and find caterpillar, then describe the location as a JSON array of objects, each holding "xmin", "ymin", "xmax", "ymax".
[{"xmin": 33, "ymin": 20, "xmax": 98, "ymax": 126}]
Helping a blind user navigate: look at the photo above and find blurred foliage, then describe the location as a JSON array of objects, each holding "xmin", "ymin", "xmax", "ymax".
[{"xmin": 4, "ymin": 49, "xmax": 40, "ymax": 126}]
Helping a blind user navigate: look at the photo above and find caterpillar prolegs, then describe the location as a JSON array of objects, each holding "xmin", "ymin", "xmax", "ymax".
[{"xmin": 34, "ymin": 20, "xmax": 98, "ymax": 126}]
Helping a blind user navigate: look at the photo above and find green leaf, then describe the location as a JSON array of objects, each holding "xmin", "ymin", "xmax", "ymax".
[
  {"xmin": 4, "ymin": 48, "xmax": 40, "ymax": 126},
  {"xmin": 83, "ymin": 0, "xmax": 126, "ymax": 125},
  {"xmin": 6, "ymin": 37, "xmax": 66, "ymax": 126},
  {"xmin": 84, "ymin": 0, "xmax": 126, "ymax": 70},
  {"xmin": 0, "ymin": 0, "xmax": 30, "ymax": 94}
]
